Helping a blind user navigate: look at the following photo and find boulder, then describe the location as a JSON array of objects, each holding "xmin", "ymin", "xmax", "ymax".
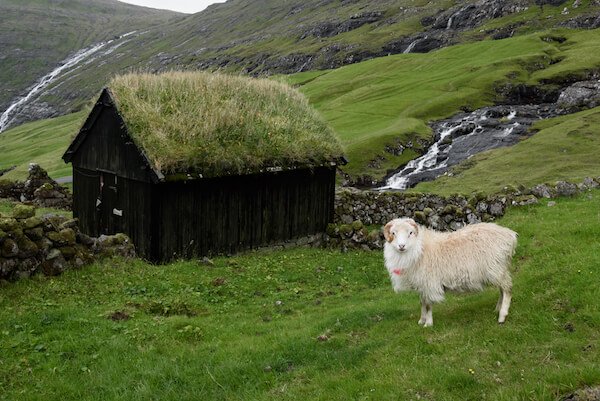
[
  {"xmin": 555, "ymin": 181, "xmax": 578, "ymax": 197},
  {"xmin": 12, "ymin": 204, "xmax": 35, "ymax": 220},
  {"xmin": 557, "ymin": 81, "xmax": 600, "ymax": 109}
]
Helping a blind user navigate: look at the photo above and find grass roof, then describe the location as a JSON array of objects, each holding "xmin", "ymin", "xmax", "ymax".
[{"xmin": 108, "ymin": 72, "xmax": 344, "ymax": 177}]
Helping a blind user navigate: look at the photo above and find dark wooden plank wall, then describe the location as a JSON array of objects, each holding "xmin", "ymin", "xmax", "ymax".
[
  {"xmin": 154, "ymin": 167, "xmax": 336, "ymax": 262},
  {"xmin": 70, "ymin": 99, "xmax": 155, "ymax": 183},
  {"xmin": 73, "ymin": 167, "xmax": 101, "ymax": 236},
  {"xmin": 72, "ymin": 167, "xmax": 155, "ymax": 260}
]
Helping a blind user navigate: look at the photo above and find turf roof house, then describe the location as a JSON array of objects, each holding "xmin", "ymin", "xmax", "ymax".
[{"xmin": 63, "ymin": 72, "xmax": 345, "ymax": 262}]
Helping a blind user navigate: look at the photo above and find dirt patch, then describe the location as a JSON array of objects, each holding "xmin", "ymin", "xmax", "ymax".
[{"xmin": 109, "ymin": 311, "xmax": 130, "ymax": 321}]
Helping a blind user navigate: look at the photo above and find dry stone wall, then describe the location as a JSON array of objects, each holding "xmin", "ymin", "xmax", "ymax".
[
  {"xmin": 0, "ymin": 164, "xmax": 71, "ymax": 209},
  {"xmin": 327, "ymin": 178, "xmax": 600, "ymax": 251},
  {"xmin": 0, "ymin": 204, "xmax": 134, "ymax": 282}
]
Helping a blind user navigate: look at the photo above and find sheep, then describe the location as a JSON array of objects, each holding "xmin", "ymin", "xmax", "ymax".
[{"xmin": 383, "ymin": 218, "xmax": 517, "ymax": 327}]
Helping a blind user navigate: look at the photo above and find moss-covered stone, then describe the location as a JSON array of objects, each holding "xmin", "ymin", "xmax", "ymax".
[
  {"xmin": 16, "ymin": 235, "xmax": 38, "ymax": 258},
  {"xmin": 423, "ymin": 207, "xmax": 433, "ymax": 216},
  {"xmin": 367, "ymin": 229, "xmax": 381, "ymax": 242},
  {"xmin": 24, "ymin": 227, "xmax": 44, "ymax": 241},
  {"xmin": 413, "ymin": 211, "xmax": 426, "ymax": 224},
  {"xmin": 59, "ymin": 246, "xmax": 77, "ymax": 260},
  {"xmin": 351, "ymin": 220, "xmax": 363, "ymax": 231},
  {"xmin": 0, "ymin": 229, "xmax": 6, "ymax": 241},
  {"xmin": 338, "ymin": 224, "xmax": 353, "ymax": 238},
  {"xmin": 0, "ymin": 218, "xmax": 18, "ymax": 232},
  {"xmin": 12, "ymin": 204, "xmax": 35, "ymax": 220},
  {"xmin": 1, "ymin": 239, "xmax": 19, "ymax": 258},
  {"xmin": 23, "ymin": 216, "xmax": 42, "ymax": 229},
  {"xmin": 326, "ymin": 223, "xmax": 339, "ymax": 237}
]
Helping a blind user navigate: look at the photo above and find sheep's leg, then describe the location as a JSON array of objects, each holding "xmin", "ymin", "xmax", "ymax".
[
  {"xmin": 419, "ymin": 297, "xmax": 433, "ymax": 327},
  {"xmin": 418, "ymin": 300, "xmax": 427, "ymax": 325},
  {"xmin": 495, "ymin": 289, "xmax": 503, "ymax": 312},
  {"xmin": 498, "ymin": 288, "xmax": 512, "ymax": 324}
]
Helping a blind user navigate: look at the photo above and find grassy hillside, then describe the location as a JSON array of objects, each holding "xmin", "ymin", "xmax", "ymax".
[
  {"xmin": 1, "ymin": 190, "xmax": 599, "ymax": 400},
  {"xmin": 0, "ymin": 112, "xmax": 85, "ymax": 181},
  {"xmin": 6, "ymin": 0, "xmax": 600, "ymax": 128},
  {"xmin": 290, "ymin": 28, "xmax": 600, "ymax": 180},
  {"xmin": 3, "ymin": 29, "xmax": 600, "ymax": 189},
  {"xmin": 0, "ymin": 0, "xmax": 180, "ymax": 115}
]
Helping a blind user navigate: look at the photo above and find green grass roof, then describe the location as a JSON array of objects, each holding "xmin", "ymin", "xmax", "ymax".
[{"xmin": 108, "ymin": 72, "xmax": 344, "ymax": 177}]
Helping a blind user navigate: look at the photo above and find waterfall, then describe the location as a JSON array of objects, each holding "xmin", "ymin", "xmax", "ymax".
[
  {"xmin": 403, "ymin": 39, "xmax": 419, "ymax": 54},
  {"xmin": 0, "ymin": 31, "xmax": 137, "ymax": 133},
  {"xmin": 382, "ymin": 123, "xmax": 464, "ymax": 190},
  {"xmin": 380, "ymin": 108, "xmax": 530, "ymax": 190}
]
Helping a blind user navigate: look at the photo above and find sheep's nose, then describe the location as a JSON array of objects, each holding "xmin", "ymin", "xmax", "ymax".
[{"xmin": 398, "ymin": 244, "xmax": 406, "ymax": 251}]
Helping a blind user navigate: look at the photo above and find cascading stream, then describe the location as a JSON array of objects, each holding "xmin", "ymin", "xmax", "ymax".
[
  {"xmin": 0, "ymin": 31, "xmax": 137, "ymax": 132},
  {"xmin": 380, "ymin": 104, "xmax": 561, "ymax": 190}
]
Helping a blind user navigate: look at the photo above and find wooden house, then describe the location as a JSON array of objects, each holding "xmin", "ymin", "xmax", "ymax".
[{"xmin": 62, "ymin": 72, "xmax": 345, "ymax": 262}]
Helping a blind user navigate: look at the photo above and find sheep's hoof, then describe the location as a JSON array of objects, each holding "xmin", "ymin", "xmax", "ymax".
[
  {"xmin": 423, "ymin": 322, "xmax": 433, "ymax": 328},
  {"xmin": 418, "ymin": 319, "xmax": 425, "ymax": 325},
  {"xmin": 498, "ymin": 319, "xmax": 506, "ymax": 324}
]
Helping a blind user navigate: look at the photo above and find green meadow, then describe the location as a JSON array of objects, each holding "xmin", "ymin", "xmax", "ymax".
[{"xmin": 1, "ymin": 190, "xmax": 599, "ymax": 400}]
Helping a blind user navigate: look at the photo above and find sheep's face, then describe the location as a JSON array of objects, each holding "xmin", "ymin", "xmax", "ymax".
[{"xmin": 383, "ymin": 218, "xmax": 419, "ymax": 253}]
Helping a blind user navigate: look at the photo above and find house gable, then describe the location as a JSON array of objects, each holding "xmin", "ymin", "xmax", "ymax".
[{"xmin": 62, "ymin": 89, "xmax": 162, "ymax": 183}]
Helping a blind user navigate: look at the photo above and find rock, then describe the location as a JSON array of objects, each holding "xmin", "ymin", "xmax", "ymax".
[
  {"xmin": 76, "ymin": 232, "xmax": 95, "ymax": 246},
  {"xmin": 41, "ymin": 252, "xmax": 67, "ymax": 276},
  {"xmin": 557, "ymin": 80, "xmax": 600, "ymax": 109},
  {"xmin": 58, "ymin": 218, "xmax": 78, "ymax": 230},
  {"xmin": 562, "ymin": 386, "xmax": 600, "ymax": 401},
  {"xmin": 47, "ymin": 229, "xmax": 76, "ymax": 246},
  {"xmin": 0, "ymin": 218, "xmax": 18, "ymax": 232},
  {"xmin": 59, "ymin": 246, "xmax": 77, "ymax": 260},
  {"xmin": 513, "ymin": 195, "xmax": 539, "ymax": 206},
  {"xmin": 12, "ymin": 204, "xmax": 35, "ymax": 220},
  {"xmin": 338, "ymin": 224, "xmax": 353, "ymax": 238},
  {"xmin": 16, "ymin": 235, "xmax": 38, "ymax": 258},
  {"xmin": 531, "ymin": 184, "xmax": 555, "ymax": 198},
  {"xmin": 547, "ymin": 201, "xmax": 557, "ymax": 207},
  {"xmin": 351, "ymin": 220, "xmax": 363, "ymax": 231},
  {"xmin": 1, "ymin": 239, "xmax": 19, "ymax": 258},
  {"xmin": 581, "ymin": 177, "xmax": 599, "ymax": 189},
  {"xmin": 24, "ymin": 227, "xmax": 44, "ymax": 241},
  {"xmin": 489, "ymin": 202, "xmax": 504, "ymax": 216},
  {"xmin": 555, "ymin": 181, "xmax": 578, "ymax": 196},
  {"xmin": 23, "ymin": 216, "xmax": 42, "ymax": 229},
  {"xmin": 46, "ymin": 248, "xmax": 62, "ymax": 260}
]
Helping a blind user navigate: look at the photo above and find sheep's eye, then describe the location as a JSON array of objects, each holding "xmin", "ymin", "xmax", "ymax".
[{"xmin": 409, "ymin": 231, "xmax": 413, "ymax": 236}]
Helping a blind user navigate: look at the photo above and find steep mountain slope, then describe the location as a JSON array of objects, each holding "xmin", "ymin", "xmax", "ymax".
[
  {"xmin": 0, "ymin": 0, "xmax": 181, "ymax": 127},
  {"xmin": 3, "ymin": 29, "xmax": 600, "ymax": 192},
  {"xmin": 2, "ymin": 0, "xmax": 599, "ymax": 129}
]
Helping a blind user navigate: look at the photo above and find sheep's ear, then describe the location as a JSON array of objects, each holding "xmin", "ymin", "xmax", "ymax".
[
  {"xmin": 383, "ymin": 221, "xmax": 394, "ymax": 242},
  {"xmin": 406, "ymin": 218, "xmax": 419, "ymax": 235}
]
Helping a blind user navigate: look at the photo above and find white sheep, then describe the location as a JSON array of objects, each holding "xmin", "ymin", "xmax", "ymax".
[{"xmin": 383, "ymin": 218, "xmax": 517, "ymax": 327}]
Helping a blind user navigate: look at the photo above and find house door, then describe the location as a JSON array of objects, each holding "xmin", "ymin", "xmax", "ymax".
[{"xmin": 98, "ymin": 171, "xmax": 121, "ymax": 235}]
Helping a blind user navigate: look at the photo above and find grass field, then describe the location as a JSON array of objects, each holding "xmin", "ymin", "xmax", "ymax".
[
  {"xmin": 0, "ymin": 112, "xmax": 85, "ymax": 181},
  {"xmin": 1, "ymin": 190, "xmax": 599, "ymax": 400}
]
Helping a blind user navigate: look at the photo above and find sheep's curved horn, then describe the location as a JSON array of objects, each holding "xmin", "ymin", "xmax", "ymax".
[{"xmin": 383, "ymin": 221, "xmax": 394, "ymax": 242}]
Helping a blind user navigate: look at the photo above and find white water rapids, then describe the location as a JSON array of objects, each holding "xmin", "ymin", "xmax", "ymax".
[
  {"xmin": 0, "ymin": 31, "xmax": 137, "ymax": 132},
  {"xmin": 381, "ymin": 108, "xmax": 522, "ymax": 190}
]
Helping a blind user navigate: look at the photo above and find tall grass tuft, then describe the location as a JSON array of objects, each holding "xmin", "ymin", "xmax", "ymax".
[{"xmin": 109, "ymin": 71, "xmax": 344, "ymax": 176}]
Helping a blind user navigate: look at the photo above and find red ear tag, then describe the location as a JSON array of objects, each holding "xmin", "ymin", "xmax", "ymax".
[{"xmin": 393, "ymin": 268, "xmax": 403, "ymax": 276}]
